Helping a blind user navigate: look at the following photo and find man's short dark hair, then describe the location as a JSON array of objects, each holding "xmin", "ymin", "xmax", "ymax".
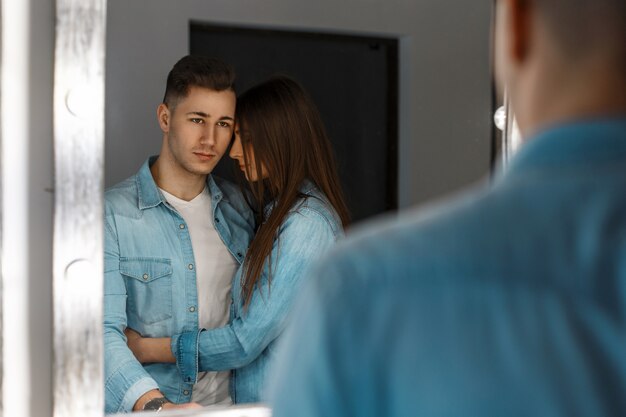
[
  {"xmin": 162, "ymin": 55, "xmax": 235, "ymax": 111},
  {"xmin": 536, "ymin": 0, "xmax": 626, "ymax": 66}
]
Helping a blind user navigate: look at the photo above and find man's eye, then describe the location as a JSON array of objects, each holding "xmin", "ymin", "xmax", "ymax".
[{"xmin": 190, "ymin": 118, "xmax": 204, "ymax": 124}]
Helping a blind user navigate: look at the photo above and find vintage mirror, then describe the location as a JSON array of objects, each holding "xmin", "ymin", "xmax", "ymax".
[{"xmin": 52, "ymin": 0, "xmax": 495, "ymax": 415}]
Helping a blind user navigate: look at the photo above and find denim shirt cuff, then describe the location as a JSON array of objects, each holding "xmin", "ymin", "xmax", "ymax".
[
  {"xmin": 120, "ymin": 377, "xmax": 160, "ymax": 412},
  {"xmin": 171, "ymin": 329, "xmax": 203, "ymax": 384}
]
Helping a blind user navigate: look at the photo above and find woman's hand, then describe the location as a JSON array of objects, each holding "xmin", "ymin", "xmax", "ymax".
[
  {"xmin": 125, "ymin": 327, "xmax": 176, "ymax": 364},
  {"xmin": 132, "ymin": 389, "xmax": 203, "ymax": 412},
  {"xmin": 125, "ymin": 327, "xmax": 147, "ymax": 363}
]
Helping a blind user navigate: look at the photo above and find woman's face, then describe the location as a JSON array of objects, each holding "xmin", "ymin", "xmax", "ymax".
[{"xmin": 230, "ymin": 126, "xmax": 268, "ymax": 182}]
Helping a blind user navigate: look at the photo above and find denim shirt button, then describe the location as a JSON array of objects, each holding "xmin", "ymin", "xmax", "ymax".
[
  {"xmin": 183, "ymin": 390, "xmax": 190, "ymax": 396},
  {"xmin": 189, "ymin": 306, "xmax": 196, "ymax": 313},
  {"xmin": 237, "ymin": 252, "xmax": 243, "ymax": 258},
  {"xmin": 179, "ymin": 223, "xmax": 185, "ymax": 229},
  {"xmin": 214, "ymin": 217, "xmax": 220, "ymax": 223},
  {"xmin": 188, "ymin": 264, "xmax": 194, "ymax": 270},
  {"xmin": 142, "ymin": 273, "xmax": 149, "ymax": 280}
]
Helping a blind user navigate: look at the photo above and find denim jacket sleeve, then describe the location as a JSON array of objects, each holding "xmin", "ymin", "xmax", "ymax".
[
  {"xmin": 104, "ymin": 215, "xmax": 159, "ymax": 413},
  {"xmin": 171, "ymin": 207, "xmax": 340, "ymax": 380}
]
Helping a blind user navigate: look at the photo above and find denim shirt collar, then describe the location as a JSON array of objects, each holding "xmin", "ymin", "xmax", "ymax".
[
  {"xmin": 499, "ymin": 118, "xmax": 626, "ymax": 181},
  {"xmin": 135, "ymin": 156, "xmax": 226, "ymax": 210}
]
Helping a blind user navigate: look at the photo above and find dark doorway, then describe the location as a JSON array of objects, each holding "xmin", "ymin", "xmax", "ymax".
[{"xmin": 190, "ymin": 22, "xmax": 398, "ymax": 223}]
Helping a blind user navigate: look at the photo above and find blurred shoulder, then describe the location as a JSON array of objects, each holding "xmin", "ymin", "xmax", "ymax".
[{"xmin": 316, "ymin": 181, "xmax": 503, "ymax": 294}]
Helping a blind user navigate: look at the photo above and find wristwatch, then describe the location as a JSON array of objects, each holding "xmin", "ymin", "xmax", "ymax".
[{"xmin": 142, "ymin": 397, "xmax": 169, "ymax": 412}]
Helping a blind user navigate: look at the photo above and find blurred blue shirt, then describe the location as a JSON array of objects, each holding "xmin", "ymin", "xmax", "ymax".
[{"xmin": 270, "ymin": 119, "xmax": 626, "ymax": 417}]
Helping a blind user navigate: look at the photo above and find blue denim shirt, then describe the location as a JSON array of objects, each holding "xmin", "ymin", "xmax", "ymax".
[
  {"xmin": 171, "ymin": 181, "xmax": 344, "ymax": 403},
  {"xmin": 270, "ymin": 120, "xmax": 626, "ymax": 417},
  {"xmin": 104, "ymin": 157, "xmax": 254, "ymax": 413}
]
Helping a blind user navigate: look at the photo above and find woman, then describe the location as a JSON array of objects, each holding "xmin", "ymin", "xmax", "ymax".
[{"xmin": 126, "ymin": 75, "xmax": 350, "ymax": 404}]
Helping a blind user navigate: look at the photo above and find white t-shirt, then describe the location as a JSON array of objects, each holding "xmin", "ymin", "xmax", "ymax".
[{"xmin": 160, "ymin": 186, "xmax": 237, "ymax": 406}]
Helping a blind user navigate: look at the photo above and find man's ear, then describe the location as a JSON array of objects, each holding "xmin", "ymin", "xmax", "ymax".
[
  {"xmin": 508, "ymin": 0, "xmax": 532, "ymax": 64},
  {"xmin": 157, "ymin": 103, "xmax": 170, "ymax": 133}
]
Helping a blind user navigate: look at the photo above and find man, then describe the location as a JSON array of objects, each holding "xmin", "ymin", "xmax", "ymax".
[
  {"xmin": 270, "ymin": 0, "xmax": 626, "ymax": 415},
  {"xmin": 104, "ymin": 56, "xmax": 253, "ymax": 413}
]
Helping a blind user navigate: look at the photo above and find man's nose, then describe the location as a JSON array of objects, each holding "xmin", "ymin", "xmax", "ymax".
[{"xmin": 200, "ymin": 126, "xmax": 216, "ymax": 146}]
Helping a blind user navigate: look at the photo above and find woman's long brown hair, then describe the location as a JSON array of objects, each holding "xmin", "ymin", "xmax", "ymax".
[{"xmin": 235, "ymin": 76, "xmax": 350, "ymax": 309}]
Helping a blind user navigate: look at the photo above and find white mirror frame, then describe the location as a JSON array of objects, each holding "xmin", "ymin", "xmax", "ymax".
[
  {"xmin": 501, "ymin": 92, "xmax": 523, "ymax": 164},
  {"xmin": 494, "ymin": 90, "xmax": 523, "ymax": 168},
  {"xmin": 53, "ymin": 0, "xmax": 106, "ymax": 415}
]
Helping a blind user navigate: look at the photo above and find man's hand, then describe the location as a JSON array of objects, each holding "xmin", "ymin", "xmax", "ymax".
[
  {"xmin": 162, "ymin": 402, "xmax": 204, "ymax": 410},
  {"xmin": 125, "ymin": 327, "xmax": 176, "ymax": 364},
  {"xmin": 132, "ymin": 389, "xmax": 202, "ymax": 412}
]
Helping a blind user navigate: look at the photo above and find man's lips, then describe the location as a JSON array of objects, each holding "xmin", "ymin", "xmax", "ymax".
[{"xmin": 194, "ymin": 151, "xmax": 217, "ymax": 160}]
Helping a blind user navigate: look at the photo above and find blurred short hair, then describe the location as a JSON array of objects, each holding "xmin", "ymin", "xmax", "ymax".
[{"xmin": 535, "ymin": 0, "xmax": 626, "ymax": 67}]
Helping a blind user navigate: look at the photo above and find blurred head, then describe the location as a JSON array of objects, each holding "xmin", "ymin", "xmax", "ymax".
[
  {"xmin": 494, "ymin": 0, "xmax": 626, "ymax": 136},
  {"xmin": 232, "ymin": 76, "xmax": 350, "ymax": 308}
]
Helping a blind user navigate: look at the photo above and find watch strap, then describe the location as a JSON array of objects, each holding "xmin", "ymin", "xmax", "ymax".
[{"xmin": 142, "ymin": 396, "xmax": 169, "ymax": 412}]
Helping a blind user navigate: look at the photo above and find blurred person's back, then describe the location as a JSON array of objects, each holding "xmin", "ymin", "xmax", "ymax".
[{"xmin": 269, "ymin": 0, "xmax": 626, "ymax": 416}]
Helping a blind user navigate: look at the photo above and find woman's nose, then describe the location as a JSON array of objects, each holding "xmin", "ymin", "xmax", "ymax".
[{"xmin": 230, "ymin": 135, "xmax": 242, "ymax": 159}]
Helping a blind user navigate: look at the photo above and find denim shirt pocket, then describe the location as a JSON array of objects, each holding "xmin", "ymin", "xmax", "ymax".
[{"xmin": 120, "ymin": 257, "xmax": 173, "ymax": 324}]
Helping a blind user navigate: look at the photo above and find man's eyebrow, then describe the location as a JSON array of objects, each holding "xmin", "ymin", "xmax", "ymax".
[
  {"xmin": 186, "ymin": 111, "xmax": 209, "ymax": 117},
  {"xmin": 185, "ymin": 111, "xmax": 234, "ymax": 121}
]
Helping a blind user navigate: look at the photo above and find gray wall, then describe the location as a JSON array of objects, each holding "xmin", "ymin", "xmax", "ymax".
[{"xmin": 106, "ymin": 0, "xmax": 493, "ymax": 211}]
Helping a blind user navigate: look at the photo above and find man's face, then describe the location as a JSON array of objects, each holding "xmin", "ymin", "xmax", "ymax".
[{"xmin": 159, "ymin": 86, "xmax": 236, "ymax": 176}]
